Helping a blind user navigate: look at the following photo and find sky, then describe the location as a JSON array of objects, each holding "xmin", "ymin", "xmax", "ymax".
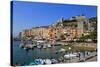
[{"xmin": 11, "ymin": 1, "xmax": 97, "ymax": 37}]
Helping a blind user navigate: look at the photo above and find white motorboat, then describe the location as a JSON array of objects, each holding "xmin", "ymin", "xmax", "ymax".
[
  {"xmin": 43, "ymin": 45, "xmax": 46, "ymax": 48},
  {"xmin": 47, "ymin": 43, "xmax": 51, "ymax": 48},
  {"xmin": 51, "ymin": 59, "xmax": 58, "ymax": 63},
  {"xmin": 59, "ymin": 48, "xmax": 66, "ymax": 52},
  {"xmin": 36, "ymin": 40, "xmax": 45, "ymax": 43},
  {"xmin": 45, "ymin": 59, "xmax": 52, "ymax": 64},
  {"xmin": 64, "ymin": 54, "xmax": 77, "ymax": 59},
  {"xmin": 37, "ymin": 43, "xmax": 42, "ymax": 48},
  {"xmin": 37, "ymin": 46, "xmax": 41, "ymax": 48}
]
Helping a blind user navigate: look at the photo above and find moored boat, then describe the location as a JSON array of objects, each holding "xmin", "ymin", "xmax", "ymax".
[
  {"xmin": 47, "ymin": 43, "xmax": 51, "ymax": 48},
  {"xmin": 64, "ymin": 53, "xmax": 77, "ymax": 59}
]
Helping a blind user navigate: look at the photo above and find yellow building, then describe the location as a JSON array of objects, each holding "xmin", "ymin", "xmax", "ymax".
[{"xmin": 31, "ymin": 26, "xmax": 48, "ymax": 39}]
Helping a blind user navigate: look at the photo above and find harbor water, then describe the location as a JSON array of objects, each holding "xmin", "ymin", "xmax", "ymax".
[
  {"xmin": 12, "ymin": 41, "xmax": 97, "ymax": 65},
  {"xmin": 12, "ymin": 41, "xmax": 62, "ymax": 65}
]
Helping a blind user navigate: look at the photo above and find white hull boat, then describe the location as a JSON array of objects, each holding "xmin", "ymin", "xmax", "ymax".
[
  {"xmin": 64, "ymin": 54, "xmax": 77, "ymax": 59},
  {"xmin": 43, "ymin": 45, "xmax": 46, "ymax": 48},
  {"xmin": 47, "ymin": 44, "xmax": 51, "ymax": 48}
]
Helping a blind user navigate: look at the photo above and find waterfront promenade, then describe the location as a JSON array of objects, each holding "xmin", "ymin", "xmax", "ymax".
[{"xmin": 63, "ymin": 51, "xmax": 97, "ymax": 63}]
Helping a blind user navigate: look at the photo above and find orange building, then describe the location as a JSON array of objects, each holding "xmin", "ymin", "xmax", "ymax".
[{"xmin": 48, "ymin": 26, "xmax": 56, "ymax": 40}]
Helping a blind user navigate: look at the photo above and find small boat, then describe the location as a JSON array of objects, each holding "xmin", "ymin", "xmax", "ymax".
[
  {"xmin": 37, "ymin": 45, "xmax": 41, "ymax": 49},
  {"xmin": 34, "ymin": 59, "xmax": 44, "ymax": 65},
  {"xmin": 64, "ymin": 54, "xmax": 77, "ymax": 59},
  {"xmin": 47, "ymin": 44, "xmax": 51, "ymax": 48},
  {"xmin": 36, "ymin": 40, "xmax": 45, "ymax": 48},
  {"xmin": 20, "ymin": 39, "xmax": 35, "ymax": 49},
  {"xmin": 44, "ymin": 59, "xmax": 52, "ymax": 64},
  {"xmin": 28, "ymin": 44, "xmax": 34, "ymax": 48},
  {"xmin": 19, "ymin": 43, "xmax": 25, "ymax": 48},
  {"xmin": 51, "ymin": 59, "xmax": 58, "ymax": 64},
  {"xmin": 29, "ymin": 61, "xmax": 37, "ymax": 65},
  {"xmin": 59, "ymin": 48, "xmax": 66, "ymax": 52},
  {"xmin": 36, "ymin": 40, "xmax": 45, "ymax": 43},
  {"xmin": 43, "ymin": 45, "xmax": 46, "ymax": 48}
]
